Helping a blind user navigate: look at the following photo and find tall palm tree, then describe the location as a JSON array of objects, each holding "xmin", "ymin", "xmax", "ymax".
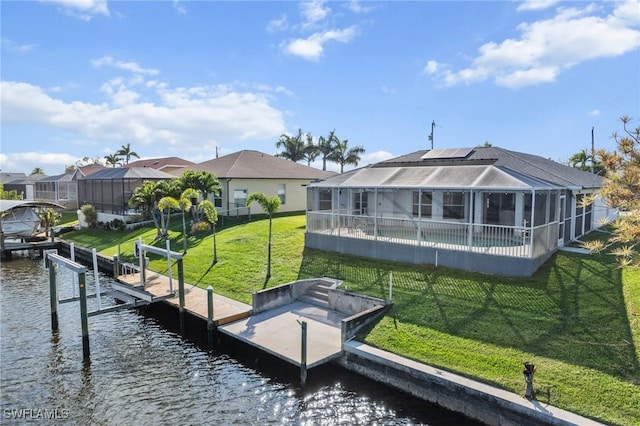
[
  {"xmin": 327, "ymin": 136, "xmax": 366, "ymax": 173},
  {"xmin": 179, "ymin": 170, "xmax": 221, "ymax": 219},
  {"xmin": 303, "ymin": 132, "xmax": 320, "ymax": 166},
  {"xmin": 30, "ymin": 167, "xmax": 45, "ymax": 175},
  {"xmin": 157, "ymin": 196, "xmax": 179, "ymax": 237},
  {"xmin": 246, "ymin": 193, "xmax": 281, "ymax": 281},
  {"xmin": 104, "ymin": 153, "xmax": 122, "ymax": 168},
  {"xmin": 568, "ymin": 149, "xmax": 591, "ymax": 171},
  {"xmin": 128, "ymin": 180, "xmax": 163, "ymax": 236},
  {"xmin": 275, "ymin": 129, "xmax": 306, "ymax": 163},
  {"xmin": 179, "ymin": 188, "xmax": 198, "ymax": 253},
  {"xmin": 116, "ymin": 143, "xmax": 140, "ymax": 165},
  {"xmin": 318, "ymin": 130, "xmax": 337, "ymax": 171},
  {"xmin": 199, "ymin": 200, "xmax": 219, "ymax": 265}
]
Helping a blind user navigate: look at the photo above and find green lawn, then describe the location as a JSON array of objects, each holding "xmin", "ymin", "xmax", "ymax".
[{"xmin": 61, "ymin": 214, "xmax": 640, "ymax": 425}]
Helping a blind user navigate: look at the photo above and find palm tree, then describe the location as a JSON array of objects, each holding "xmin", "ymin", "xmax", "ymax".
[
  {"xmin": 104, "ymin": 153, "xmax": 122, "ymax": 168},
  {"xmin": 275, "ymin": 129, "xmax": 306, "ymax": 163},
  {"xmin": 36, "ymin": 207, "xmax": 61, "ymax": 237},
  {"xmin": 568, "ymin": 149, "xmax": 591, "ymax": 171},
  {"xmin": 30, "ymin": 167, "xmax": 45, "ymax": 175},
  {"xmin": 157, "ymin": 196, "xmax": 179, "ymax": 237},
  {"xmin": 327, "ymin": 136, "xmax": 366, "ymax": 173},
  {"xmin": 318, "ymin": 130, "xmax": 337, "ymax": 171},
  {"xmin": 199, "ymin": 200, "xmax": 219, "ymax": 265},
  {"xmin": 179, "ymin": 188, "xmax": 198, "ymax": 253},
  {"xmin": 179, "ymin": 170, "xmax": 221, "ymax": 219},
  {"xmin": 116, "ymin": 143, "xmax": 140, "ymax": 165},
  {"xmin": 128, "ymin": 180, "xmax": 162, "ymax": 236},
  {"xmin": 303, "ymin": 132, "xmax": 320, "ymax": 166},
  {"xmin": 246, "ymin": 193, "xmax": 281, "ymax": 281}
]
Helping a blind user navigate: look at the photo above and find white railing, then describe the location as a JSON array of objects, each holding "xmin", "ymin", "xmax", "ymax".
[{"xmin": 307, "ymin": 211, "xmax": 559, "ymax": 259}]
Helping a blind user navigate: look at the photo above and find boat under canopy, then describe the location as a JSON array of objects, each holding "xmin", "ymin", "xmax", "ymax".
[{"xmin": 0, "ymin": 200, "xmax": 64, "ymax": 238}]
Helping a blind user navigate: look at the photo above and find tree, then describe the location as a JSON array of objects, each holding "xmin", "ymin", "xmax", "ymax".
[
  {"xmin": 179, "ymin": 170, "xmax": 221, "ymax": 219},
  {"xmin": 116, "ymin": 143, "xmax": 140, "ymax": 165},
  {"xmin": 128, "ymin": 180, "xmax": 163, "ymax": 236},
  {"xmin": 303, "ymin": 132, "xmax": 320, "ymax": 166},
  {"xmin": 104, "ymin": 153, "xmax": 122, "ymax": 168},
  {"xmin": 327, "ymin": 135, "xmax": 365, "ymax": 173},
  {"xmin": 568, "ymin": 149, "xmax": 606, "ymax": 175},
  {"xmin": 31, "ymin": 167, "xmax": 45, "ymax": 175},
  {"xmin": 583, "ymin": 115, "xmax": 640, "ymax": 268},
  {"xmin": 275, "ymin": 129, "xmax": 306, "ymax": 163},
  {"xmin": 0, "ymin": 184, "xmax": 20, "ymax": 200},
  {"xmin": 199, "ymin": 200, "xmax": 219, "ymax": 265},
  {"xmin": 179, "ymin": 188, "xmax": 198, "ymax": 253},
  {"xmin": 157, "ymin": 196, "xmax": 179, "ymax": 237},
  {"xmin": 36, "ymin": 207, "xmax": 61, "ymax": 237},
  {"xmin": 318, "ymin": 130, "xmax": 337, "ymax": 171},
  {"xmin": 246, "ymin": 193, "xmax": 281, "ymax": 281}
]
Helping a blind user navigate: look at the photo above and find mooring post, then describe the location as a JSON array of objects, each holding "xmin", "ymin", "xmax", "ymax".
[
  {"xmin": 92, "ymin": 248, "xmax": 102, "ymax": 310},
  {"xmin": 300, "ymin": 320, "xmax": 307, "ymax": 385},
  {"xmin": 166, "ymin": 240, "xmax": 173, "ymax": 294},
  {"xmin": 48, "ymin": 263, "xmax": 59, "ymax": 332},
  {"xmin": 177, "ymin": 258, "xmax": 185, "ymax": 334},
  {"xmin": 137, "ymin": 238, "xmax": 145, "ymax": 287},
  {"xmin": 78, "ymin": 271, "xmax": 90, "ymax": 360},
  {"xmin": 207, "ymin": 286, "xmax": 215, "ymax": 346},
  {"xmin": 112, "ymin": 254, "xmax": 119, "ymax": 278},
  {"xmin": 70, "ymin": 243, "xmax": 77, "ymax": 299}
]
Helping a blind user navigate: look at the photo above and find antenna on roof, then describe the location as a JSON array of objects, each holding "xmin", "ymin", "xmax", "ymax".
[
  {"xmin": 428, "ymin": 120, "xmax": 436, "ymax": 150},
  {"xmin": 216, "ymin": 146, "xmax": 219, "ymax": 159}
]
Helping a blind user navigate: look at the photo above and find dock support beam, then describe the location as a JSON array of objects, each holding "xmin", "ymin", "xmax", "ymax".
[
  {"xmin": 113, "ymin": 254, "xmax": 119, "ymax": 278},
  {"xmin": 300, "ymin": 320, "xmax": 307, "ymax": 385},
  {"xmin": 48, "ymin": 263, "xmax": 59, "ymax": 332},
  {"xmin": 78, "ymin": 271, "xmax": 90, "ymax": 360},
  {"xmin": 207, "ymin": 286, "xmax": 215, "ymax": 347},
  {"xmin": 178, "ymin": 258, "xmax": 185, "ymax": 334}
]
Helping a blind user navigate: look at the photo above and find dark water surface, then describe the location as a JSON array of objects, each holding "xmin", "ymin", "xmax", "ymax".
[{"xmin": 1, "ymin": 256, "xmax": 480, "ymax": 425}]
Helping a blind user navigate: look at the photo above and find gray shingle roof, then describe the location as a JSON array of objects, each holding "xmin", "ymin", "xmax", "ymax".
[
  {"xmin": 184, "ymin": 150, "xmax": 336, "ymax": 180},
  {"xmin": 378, "ymin": 146, "xmax": 603, "ymax": 189},
  {"xmin": 80, "ymin": 167, "xmax": 174, "ymax": 180}
]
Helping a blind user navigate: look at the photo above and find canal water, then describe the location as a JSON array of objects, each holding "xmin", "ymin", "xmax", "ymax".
[{"xmin": 1, "ymin": 256, "xmax": 480, "ymax": 425}]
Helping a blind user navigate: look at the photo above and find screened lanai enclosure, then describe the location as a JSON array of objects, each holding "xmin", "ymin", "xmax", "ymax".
[
  {"xmin": 305, "ymin": 148, "xmax": 611, "ymax": 276},
  {"xmin": 77, "ymin": 168, "xmax": 173, "ymax": 216}
]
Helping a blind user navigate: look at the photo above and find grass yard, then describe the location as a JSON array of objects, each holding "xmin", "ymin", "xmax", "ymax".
[{"xmin": 61, "ymin": 214, "xmax": 640, "ymax": 425}]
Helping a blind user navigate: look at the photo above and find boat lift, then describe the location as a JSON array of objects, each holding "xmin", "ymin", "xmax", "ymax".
[{"xmin": 45, "ymin": 239, "xmax": 186, "ymax": 360}]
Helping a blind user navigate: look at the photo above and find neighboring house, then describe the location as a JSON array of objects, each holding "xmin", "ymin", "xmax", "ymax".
[
  {"xmin": 305, "ymin": 146, "xmax": 616, "ymax": 277},
  {"xmin": 179, "ymin": 150, "xmax": 335, "ymax": 216},
  {"xmin": 3, "ymin": 173, "xmax": 47, "ymax": 201},
  {"xmin": 34, "ymin": 165, "xmax": 104, "ymax": 210},
  {"xmin": 125, "ymin": 157, "xmax": 195, "ymax": 174},
  {"xmin": 77, "ymin": 167, "xmax": 173, "ymax": 222}
]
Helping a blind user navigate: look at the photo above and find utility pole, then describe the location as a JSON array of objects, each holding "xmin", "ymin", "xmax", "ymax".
[
  {"xmin": 591, "ymin": 127, "xmax": 595, "ymax": 174},
  {"xmin": 428, "ymin": 120, "xmax": 435, "ymax": 150}
]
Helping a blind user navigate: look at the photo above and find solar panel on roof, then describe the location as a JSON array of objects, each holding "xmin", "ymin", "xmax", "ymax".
[{"xmin": 420, "ymin": 147, "xmax": 474, "ymax": 160}]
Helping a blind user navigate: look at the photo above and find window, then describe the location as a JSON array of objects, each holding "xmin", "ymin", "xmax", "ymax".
[
  {"xmin": 214, "ymin": 196, "xmax": 222, "ymax": 208},
  {"xmin": 233, "ymin": 189, "xmax": 247, "ymax": 208},
  {"xmin": 443, "ymin": 192, "xmax": 465, "ymax": 220},
  {"xmin": 319, "ymin": 189, "xmax": 332, "ymax": 211},
  {"xmin": 353, "ymin": 191, "xmax": 368, "ymax": 214},
  {"xmin": 278, "ymin": 184, "xmax": 286, "ymax": 205},
  {"xmin": 412, "ymin": 191, "xmax": 432, "ymax": 218}
]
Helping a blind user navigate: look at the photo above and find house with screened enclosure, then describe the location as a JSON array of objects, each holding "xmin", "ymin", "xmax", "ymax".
[{"xmin": 305, "ymin": 146, "xmax": 616, "ymax": 276}]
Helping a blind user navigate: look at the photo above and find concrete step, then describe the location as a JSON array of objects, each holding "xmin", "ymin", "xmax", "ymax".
[
  {"xmin": 307, "ymin": 288, "xmax": 329, "ymax": 301},
  {"xmin": 298, "ymin": 294, "xmax": 329, "ymax": 308}
]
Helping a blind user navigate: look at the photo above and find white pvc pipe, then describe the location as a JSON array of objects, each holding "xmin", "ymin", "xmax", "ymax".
[
  {"xmin": 92, "ymin": 248, "xmax": 101, "ymax": 310},
  {"xmin": 70, "ymin": 243, "xmax": 77, "ymax": 298},
  {"xmin": 166, "ymin": 240, "xmax": 173, "ymax": 294}
]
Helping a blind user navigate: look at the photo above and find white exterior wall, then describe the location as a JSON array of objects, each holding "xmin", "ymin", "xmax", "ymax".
[{"xmin": 592, "ymin": 193, "xmax": 618, "ymax": 227}]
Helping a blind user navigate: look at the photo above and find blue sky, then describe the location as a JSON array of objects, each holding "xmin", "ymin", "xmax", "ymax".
[{"xmin": 1, "ymin": 0, "xmax": 639, "ymax": 175}]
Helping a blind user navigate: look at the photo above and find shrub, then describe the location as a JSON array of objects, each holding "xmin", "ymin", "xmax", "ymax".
[
  {"xmin": 111, "ymin": 218, "xmax": 125, "ymax": 231},
  {"xmin": 190, "ymin": 220, "xmax": 211, "ymax": 234},
  {"xmin": 80, "ymin": 204, "xmax": 98, "ymax": 228}
]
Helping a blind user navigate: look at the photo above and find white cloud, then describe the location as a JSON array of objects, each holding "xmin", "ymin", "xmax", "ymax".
[
  {"xmin": 92, "ymin": 56, "xmax": 160, "ymax": 76},
  {"xmin": 517, "ymin": 0, "xmax": 560, "ymax": 12},
  {"xmin": 0, "ymin": 152, "xmax": 80, "ymax": 175},
  {"xmin": 44, "ymin": 0, "xmax": 109, "ymax": 20},
  {"xmin": 299, "ymin": 0, "xmax": 331, "ymax": 28},
  {"xmin": 267, "ymin": 14, "xmax": 289, "ymax": 33},
  {"xmin": 423, "ymin": 60, "xmax": 439, "ymax": 74},
  {"xmin": 427, "ymin": 1, "xmax": 640, "ymax": 89},
  {"xmin": 589, "ymin": 109, "xmax": 601, "ymax": 117},
  {"xmin": 346, "ymin": 0, "xmax": 374, "ymax": 14},
  {"xmin": 173, "ymin": 0, "xmax": 186, "ymax": 15},
  {"xmin": 0, "ymin": 78, "xmax": 287, "ymax": 161},
  {"xmin": 1, "ymin": 39, "xmax": 38, "ymax": 53},
  {"xmin": 283, "ymin": 26, "xmax": 358, "ymax": 61},
  {"xmin": 381, "ymin": 86, "xmax": 396, "ymax": 95}
]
